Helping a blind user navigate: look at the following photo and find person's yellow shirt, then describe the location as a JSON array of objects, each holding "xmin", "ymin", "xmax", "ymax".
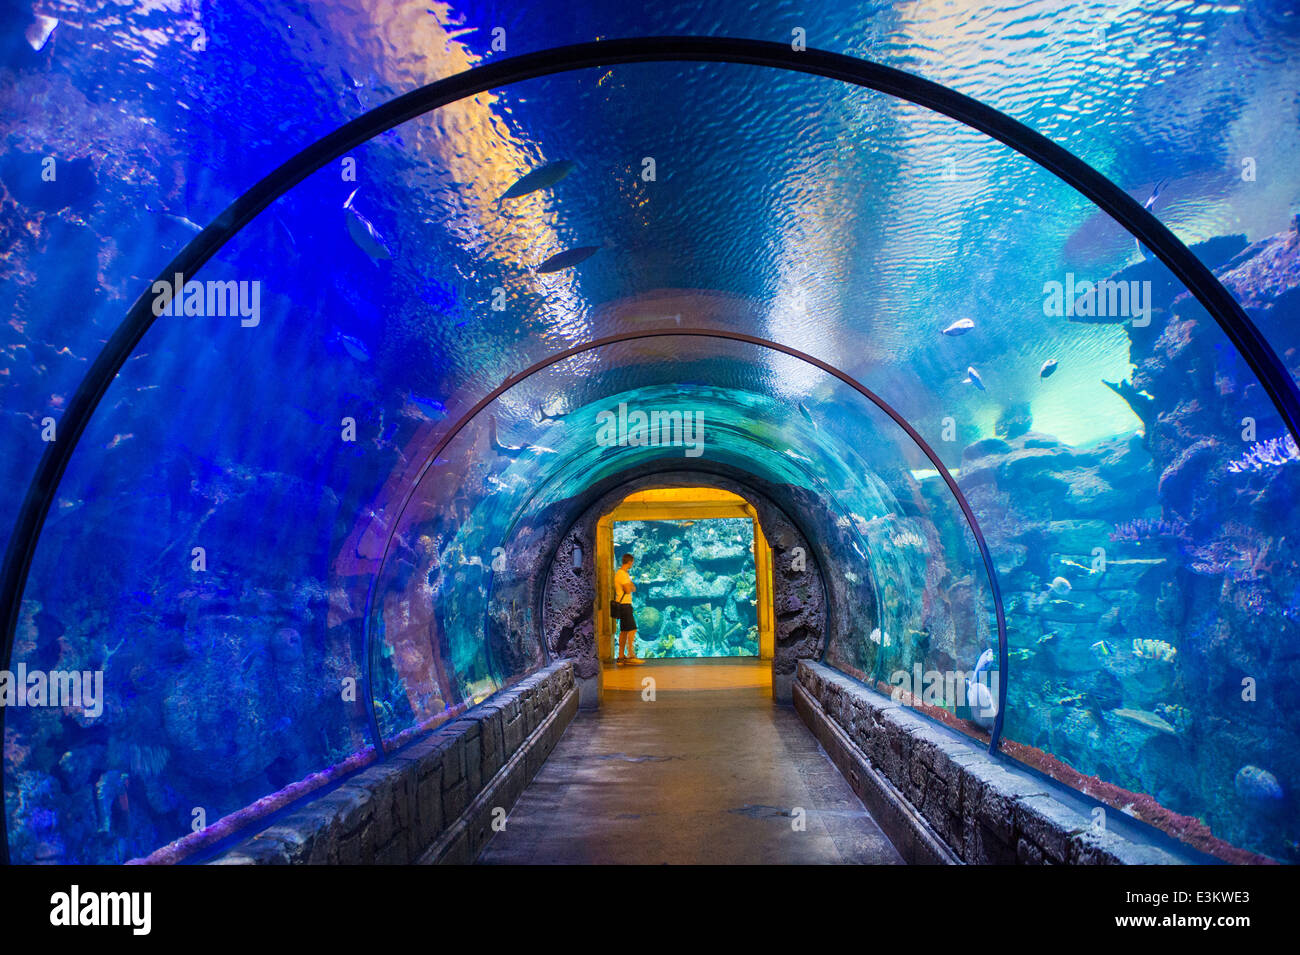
[{"xmin": 614, "ymin": 567, "xmax": 633, "ymax": 604}]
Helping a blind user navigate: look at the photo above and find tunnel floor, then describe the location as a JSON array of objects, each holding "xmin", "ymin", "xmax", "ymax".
[{"xmin": 478, "ymin": 660, "xmax": 904, "ymax": 864}]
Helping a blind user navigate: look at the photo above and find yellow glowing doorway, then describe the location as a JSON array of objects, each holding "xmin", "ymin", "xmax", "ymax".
[{"xmin": 595, "ymin": 487, "xmax": 775, "ymax": 663}]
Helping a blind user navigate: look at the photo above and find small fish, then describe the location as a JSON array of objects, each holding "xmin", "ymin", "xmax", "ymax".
[
  {"xmin": 1040, "ymin": 359, "xmax": 1059, "ymax": 379},
  {"xmin": 1049, "ymin": 576, "xmax": 1072, "ymax": 596},
  {"xmin": 963, "ymin": 366, "xmax": 986, "ymax": 391},
  {"xmin": 332, "ymin": 331, "xmax": 371, "ymax": 362},
  {"xmin": 26, "ymin": 14, "xmax": 57, "ymax": 52},
  {"xmin": 941, "ymin": 318, "xmax": 975, "ymax": 336},
  {"xmin": 1037, "ymin": 632, "xmax": 1056, "ymax": 645},
  {"xmin": 407, "ymin": 392, "xmax": 447, "ymax": 421},
  {"xmin": 1090, "ymin": 640, "xmax": 1114, "ymax": 658},
  {"xmin": 798, "ymin": 402, "xmax": 816, "ymax": 429},
  {"xmin": 535, "ymin": 244, "xmax": 599, "ymax": 273},
  {"xmin": 145, "ymin": 203, "xmax": 203, "ymax": 234},
  {"xmin": 343, "ymin": 189, "xmax": 392, "ymax": 260},
  {"xmin": 1054, "ymin": 693, "xmax": 1085, "ymax": 706},
  {"xmin": 488, "ymin": 415, "xmax": 557, "ymax": 457},
  {"xmin": 500, "ymin": 159, "xmax": 575, "ymax": 200},
  {"xmin": 1135, "ymin": 178, "xmax": 1168, "ymax": 259}
]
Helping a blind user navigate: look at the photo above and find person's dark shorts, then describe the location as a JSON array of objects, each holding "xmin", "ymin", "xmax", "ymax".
[{"xmin": 611, "ymin": 601, "xmax": 637, "ymax": 633}]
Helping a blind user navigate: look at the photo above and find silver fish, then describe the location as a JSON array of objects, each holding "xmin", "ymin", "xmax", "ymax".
[
  {"xmin": 407, "ymin": 393, "xmax": 447, "ymax": 421},
  {"xmin": 942, "ymin": 318, "xmax": 975, "ymax": 336},
  {"xmin": 500, "ymin": 159, "xmax": 575, "ymax": 200},
  {"xmin": 1040, "ymin": 359, "xmax": 1059, "ymax": 378},
  {"xmin": 343, "ymin": 188, "xmax": 392, "ymax": 260},
  {"xmin": 1134, "ymin": 178, "xmax": 1168, "ymax": 259},
  {"xmin": 963, "ymin": 366, "xmax": 986, "ymax": 391},
  {"xmin": 535, "ymin": 244, "xmax": 599, "ymax": 273},
  {"xmin": 332, "ymin": 331, "xmax": 370, "ymax": 362}
]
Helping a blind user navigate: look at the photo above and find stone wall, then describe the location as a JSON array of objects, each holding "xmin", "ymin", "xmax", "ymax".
[
  {"xmin": 795, "ymin": 660, "xmax": 1190, "ymax": 865},
  {"xmin": 207, "ymin": 660, "xmax": 576, "ymax": 865}
]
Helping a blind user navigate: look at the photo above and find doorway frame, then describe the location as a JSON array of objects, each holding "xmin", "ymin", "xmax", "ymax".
[{"xmin": 595, "ymin": 487, "xmax": 774, "ymax": 663}]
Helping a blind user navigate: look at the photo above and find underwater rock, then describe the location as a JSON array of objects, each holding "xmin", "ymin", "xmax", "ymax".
[
  {"xmin": 637, "ymin": 605, "xmax": 662, "ymax": 638},
  {"xmin": 1101, "ymin": 379, "xmax": 1156, "ymax": 434},
  {"xmin": 0, "ymin": 149, "xmax": 96, "ymax": 212},
  {"xmin": 271, "ymin": 627, "xmax": 303, "ymax": 664},
  {"xmin": 1234, "ymin": 765, "xmax": 1283, "ymax": 807},
  {"xmin": 1154, "ymin": 703, "xmax": 1191, "ymax": 734},
  {"xmin": 1081, "ymin": 668, "xmax": 1124, "ymax": 713},
  {"xmin": 1156, "ymin": 438, "xmax": 1221, "ymax": 514},
  {"xmin": 961, "ymin": 436, "xmax": 1013, "ymax": 462},
  {"xmin": 995, "ymin": 403, "xmax": 1033, "ymax": 440}
]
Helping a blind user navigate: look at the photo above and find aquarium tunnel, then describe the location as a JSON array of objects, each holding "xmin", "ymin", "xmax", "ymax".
[{"xmin": 2, "ymin": 3, "xmax": 1300, "ymax": 866}]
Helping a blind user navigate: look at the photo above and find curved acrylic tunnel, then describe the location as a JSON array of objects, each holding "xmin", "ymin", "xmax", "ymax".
[{"xmin": 3, "ymin": 30, "xmax": 1300, "ymax": 867}]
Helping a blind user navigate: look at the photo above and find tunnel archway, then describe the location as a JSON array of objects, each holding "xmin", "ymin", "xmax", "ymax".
[
  {"xmin": 359, "ymin": 327, "xmax": 1010, "ymax": 756},
  {"xmin": 541, "ymin": 469, "xmax": 833, "ymax": 705},
  {"xmin": 3, "ymin": 36, "xmax": 1298, "ymax": 865}
]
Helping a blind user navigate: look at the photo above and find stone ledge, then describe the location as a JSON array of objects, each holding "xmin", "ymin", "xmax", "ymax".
[
  {"xmin": 795, "ymin": 660, "xmax": 1186, "ymax": 866},
  {"xmin": 420, "ymin": 682, "xmax": 579, "ymax": 864},
  {"xmin": 209, "ymin": 660, "xmax": 575, "ymax": 865}
]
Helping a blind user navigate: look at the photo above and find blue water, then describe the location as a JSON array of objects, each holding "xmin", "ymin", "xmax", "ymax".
[{"xmin": 2, "ymin": 1, "xmax": 1299, "ymax": 863}]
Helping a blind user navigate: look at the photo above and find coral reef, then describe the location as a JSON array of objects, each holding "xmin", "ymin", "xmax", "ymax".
[{"xmin": 614, "ymin": 519, "xmax": 758, "ymax": 659}]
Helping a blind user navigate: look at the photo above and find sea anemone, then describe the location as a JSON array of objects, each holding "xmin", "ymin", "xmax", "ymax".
[
  {"xmin": 1110, "ymin": 517, "xmax": 1189, "ymax": 544},
  {"xmin": 1227, "ymin": 433, "xmax": 1299, "ymax": 474}
]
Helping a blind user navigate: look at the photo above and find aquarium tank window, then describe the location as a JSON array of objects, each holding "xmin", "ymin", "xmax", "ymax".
[{"xmin": 613, "ymin": 518, "xmax": 760, "ymax": 659}]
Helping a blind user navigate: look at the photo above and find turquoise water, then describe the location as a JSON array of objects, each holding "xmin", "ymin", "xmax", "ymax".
[{"xmin": 2, "ymin": 1, "xmax": 1298, "ymax": 864}]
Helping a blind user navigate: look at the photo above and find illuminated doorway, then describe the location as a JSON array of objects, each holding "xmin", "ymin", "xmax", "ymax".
[{"xmin": 596, "ymin": 487, "xmax": 775, "ymax": 662}]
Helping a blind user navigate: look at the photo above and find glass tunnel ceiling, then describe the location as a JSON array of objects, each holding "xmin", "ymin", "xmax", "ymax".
[
  {"xmin": 3, "ymin": 0, "xmax": 1299, "ymax": 539},
  {"xmin": 3, "ymin": 1, "xmax": 1300, "ymax": 866}
]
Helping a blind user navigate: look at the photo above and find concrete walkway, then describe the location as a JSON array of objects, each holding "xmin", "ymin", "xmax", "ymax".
[{"xmin": 478, "ymin": 661, "xmax": 903, "ymax": 864}]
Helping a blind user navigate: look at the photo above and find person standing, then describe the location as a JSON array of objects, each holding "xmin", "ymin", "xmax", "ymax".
[{"xmin": 612, "ymin": 553, "xmax": 643, "ymax": 665}]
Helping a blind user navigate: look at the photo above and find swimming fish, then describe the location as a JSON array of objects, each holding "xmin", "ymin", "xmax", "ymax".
[
  {"xmin": 1134, "ymin": 178, "xmax": 1168, "ymax": 259},
  {"xmin": 489, "ymin": 415, "xmax": 557, "ymax": 457},
  {"xmin": 964, "ymin": 648, "xmax": 998, "ymax": 729},
  {"xmin": 407, "ymin": 393, "xmax": 447, "ymax": 421},
  {"xmin": 1040, "ymin": 359, "xmax": 1059, "ymax": 378},
  {"xmin": 331, "ymin": 331, "xmax": 371, "ymax": 362},
  {"xmin": 343, "ymin": 188, "xmax": 392, "ymax": 260},
  {"xmin": 963, "ymin": 366, "xmax": 986, "ymax": 391},
  {"xmin": 535, "ymin": 244, "xmax": 599, "ymax": 273},
  {"xmin": 798, "ymin": 402, "xmax": 817, "ymax": 429},
  {"xmin": 1049, "ymin": 576, "xmax": 1072, "ymax": 596},
  {"xmin": 145, "ymin": 203, "xmax": 203, "ymax": 234},
  {"xmin": 500, "ymin": 159, "xmax": 575, "ymax": 200},
  {"xmin": 941, "ymin": 318, "xmax": 975, "ymax": 336}
]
